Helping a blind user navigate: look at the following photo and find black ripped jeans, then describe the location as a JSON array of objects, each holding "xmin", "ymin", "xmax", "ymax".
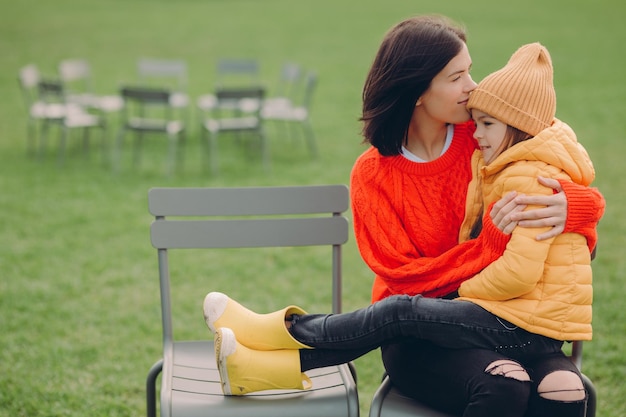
[
  {"xmin": 291, "ymin": 295, "xmax": 564, "ymax": 363},
  {"xmin": 290, "ymin": 295, "xmax": 586, "ymax": 417}
]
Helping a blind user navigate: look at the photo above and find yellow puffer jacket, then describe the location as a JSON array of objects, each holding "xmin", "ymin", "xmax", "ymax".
[{"xmin": 458, "ymin": 119, "xmax": 595, "ymax": 341}]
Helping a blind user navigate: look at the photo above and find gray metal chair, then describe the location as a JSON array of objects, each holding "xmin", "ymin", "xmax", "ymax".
[
  {"xmin": 147, "ymin": 185, "xmax": 359, "ymax": 417},
  {"xmin": 261, "ymin": 71, "xmax": 318, "ymax": 157},
  {"xmin": 18, "ymin": 64, "xmax": 62, "ymax": 154},
  {"xmin": 114, "ymin": 86, "xmax": 185, "ymax": 176},
  {"xmin": 199, "ymin": 87, "xmax": 267, "ymax": 174},
  {"xmin": 368, "ymin": 340, "xmax": 596, "ymax": 417},
  {"xmin": 35, "ymin": 78, "xmax": 106, "ymax": 164},
  {"xmin": 58, "ymin": 58, "xmax": 124, "ymax": 113},
  {"xmin": 196, "ymin": 58, "xmax": 262, "ymax": 113},
  {"xmin": 137, "ymin": 58, "xmax": 190, "ymax": 111},
  {"xmin": 263, "ymin": 61, "xmax": 303, "ymax": 111}
]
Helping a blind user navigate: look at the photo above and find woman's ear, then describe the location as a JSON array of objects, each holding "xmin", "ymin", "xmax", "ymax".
[{"xmin": 415, "ymin": 97, "xmax": 422, "ymax": 107}]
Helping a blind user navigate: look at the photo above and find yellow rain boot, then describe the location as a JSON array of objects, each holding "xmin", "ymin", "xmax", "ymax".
[
  {"xmin": 203, "ymin": 291, "xmax": 311, "ymax": 350},
  {"xmin": 215, "ymin": 327, "xmax": 313, "ymax": 395}
]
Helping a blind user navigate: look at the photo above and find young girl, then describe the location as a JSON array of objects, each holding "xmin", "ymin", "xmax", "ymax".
[{"xmin": 205, "ymin": 32, "xmax": 601, "ymax": 417}]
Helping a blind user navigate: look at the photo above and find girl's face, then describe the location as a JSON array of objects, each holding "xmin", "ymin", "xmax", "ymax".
[
  {"xmin": 416, "ymin": 43, "xmax": 477, "ymax": 125},
  {"xmin": 471, "ymin": 109, "xmax": 508, "ymax": 164}
]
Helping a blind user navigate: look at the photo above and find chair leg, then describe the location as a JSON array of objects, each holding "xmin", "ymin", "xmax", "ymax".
[
  {"xmin": 82, "ymin": 127, "xmax": 90, "ymax": 156},
  {"xmin": 58, "ymin": 125, "xmax": 68, "ymax": 166},
  {"xmin": 582, "ymin": 373, "xmax": 596, "ymax": 417},
  {"xmin": 259, "ymin": 128, "xmax": 270, "ymax": 172},
  {"xmin": 100, "ymin": 122, "xmax": 109, "ymax": 167},
  {"xmin": 113, "ymin": 126, "xmax": 126, "ymax": 173},
  {"xmin": 166, "ymin": 133, "xmax": 177, "ymax": 177},
  {"xmin": 287, "ymin": 120, "xmax": 299, "ymax": 145},
  {"xmin": 133, "ymin": 131, "xmax": 143, "ymax": 168},
  {"xmin": 209, "ymin": 131, "xmax": 218, "ymax": 175},
  {"xmin": 27, "ymin": 119, "xmax": 37, "ymax": 156},
  {"xmin": 176, "ymin": 131, "xmax": 185, "ymax": 175},
  {"xmin": 200, "ymin": 125, "xmax": 209, "ymax": 172},
  {"xmin": 302, "ymin": 121, "xmax": 318, "ymax": 157},
  {"xmin": 39, "ymin": 121, "xmax": 50, "ymax": 159},
  {"xmin": 146, "ymin": 359, "xmax": 163, "ymax": 417}
]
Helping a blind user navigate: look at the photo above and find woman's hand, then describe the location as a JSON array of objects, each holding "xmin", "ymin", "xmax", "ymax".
[
  {"xmin": 511, "ymin": 177, "xmax": 566, "ymax": 240},
  {"xmin": 489, "ymin": 191, "xmax": 523, "ymax": 235},
  {"xmin": 490, "ymin": 177, "xmax": 567, "ymax": 240}
]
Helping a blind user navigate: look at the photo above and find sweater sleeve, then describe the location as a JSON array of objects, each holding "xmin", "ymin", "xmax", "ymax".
[
  {"xmin": 560, "ymin": 180, "xmax": 605, "ymax": 251},
  {"xmin": 459, "ymin": 174, "xmax": 555, "ymax": 300},
  {"xmin": 352, "ymin": 178, "xmax": 510, "ymax": 298}
]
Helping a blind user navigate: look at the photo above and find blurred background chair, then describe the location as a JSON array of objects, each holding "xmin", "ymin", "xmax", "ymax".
[
  {"xmin": 263, "ymin": 61, "xmax": 303, "ymax": 111},
  {"xmin": 34, "ymin": 78, "xmax": 106, "ymax": 164},
  {"xmin": 18, "ymin": 64, "xmax": 62, "ymax": 154},
  {"xmin": 114, "ymin": 86, "xmax": 185, "ymax": 176},
  {"xmin": 196, "ymin": 58, "xmax": 262, "ymax": 113},
  {"xmin": 368, "ymin": 340, "xmax": 596, "ymax": 417},
  {"xmin": 261, "ymin": 71, "xmax": 318, "ymax": 157},
  {"xmin": 200, "ymin": 87, "xmax": 266, "ymax": 175},
  {"xmin": 136, "ymin": 58, "xmax": 190, "ymax": 111},
  {"xmin": 58, "ymin": 58, "xmax": 124, "ymax": 113}
]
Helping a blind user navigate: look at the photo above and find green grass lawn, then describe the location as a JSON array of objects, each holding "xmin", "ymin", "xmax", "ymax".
[{"xmin": 1, "ymin": 0, "xmax": 625, "ymax": 416}]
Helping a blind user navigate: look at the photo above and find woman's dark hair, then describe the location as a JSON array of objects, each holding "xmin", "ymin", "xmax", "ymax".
[{"xmin": 360, "ymin": 15, "xmax": 467, "ymax": 156}]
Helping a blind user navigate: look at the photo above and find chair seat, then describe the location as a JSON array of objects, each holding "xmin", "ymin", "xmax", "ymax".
[
  {"xmin": 169, "ymin": 92, "xmax": 189, "ymax": 108},
  {"xmin": 30, "ymin": 101, "xmax": 102, "ymax": 128},
  {"xmin": 98, "ymin": 95, "xmax": 125, "ymax": 112},
  {"xmin": 30, "ymin": 102, "xmax": 67, "ymax": 119},
  {"xmin": 128, "ymin": 117, "xmax": 184, "ymax": 134},
  {"xmin": 165, "ymin": 341, "xmax": 358, "ymax": 417},
  {"xmin": 66, "ymin": 93, "xmax": 124, "ymax": 112},
  {"xmin": 197, "ymin": 94, "xmax": 261, "ymax": 113},
  {"xmin": 261, "ymin": 105, "xmax": 308, "ymax": 121},
  {"xmin": 261, "ymin": 97, "xmax": 292, "ymax": 111},
  {"xmin": 203, "ymin": 116, "xmax": 260, "ymax": 133},
  {"xmin": 370, "ymin": 376, "xmax": 455, "ymax": 417},
  {"xmin": 64, "ymin": 111, "xmax": 103, "ymax": 128},
  {"xmin": 196, "ymin": 93, "xmax": 217, "ymax": 111}
]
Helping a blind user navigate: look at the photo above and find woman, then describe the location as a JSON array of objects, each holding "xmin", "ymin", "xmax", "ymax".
[{"xmin": 204, "ymin": 15, "xmax": 604, "ymax": 417}]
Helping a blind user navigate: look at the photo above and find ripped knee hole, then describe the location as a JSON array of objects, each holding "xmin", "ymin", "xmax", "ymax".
[
  {"xmin": 537, "ymin": 370, "xmax": 586, "ymax": 402},
  {"xmin": 485, "ymin": 359, "xmax": 531, "ymax": 382}
]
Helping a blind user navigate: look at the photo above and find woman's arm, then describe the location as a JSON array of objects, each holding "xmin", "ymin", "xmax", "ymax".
[
  {"xmin": 355, "ymin": 205, "xmax": 511, "ymax": 297},
  {"xmin": 509, "ymin": 177, "xmax": 604, "ymax": 248},
  {"xmin": 351, "ymin": 162, "xmax": 512, "ymax": 297}
]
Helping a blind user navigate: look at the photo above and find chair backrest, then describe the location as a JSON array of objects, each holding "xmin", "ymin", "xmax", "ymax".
[
  {"xmin": 58, "ymin": 59, "xmax": 91, "ymax": 82},
  {"xmin": 213, "ymin": 86, "xmax": 265, "ymax": 116},
  {"xmin": 215, "ymin": 87, "xmax": 265, "ymax": 101},
  {"xmin": 118, "ymin": 85, "xmax": 176, "ymax": 126},
  {"xmin": 274, "ymin": 62, "xmax": 302, "ymax": 98},
  {"xmin": 215, "ymin": 58, "xmax": 260, "ymax": 89},
  {"xmin": 37, "ymin": 79, "xmax": 66, "ymax": 104},
  {"xmin": 120, "ymin": 86, "xmax": 171, "ymax": 104},
  {"xmin": 570, "ymin": 340, "xmax": 584, "ymax": 369},
  {"xmin": 19, "ymin": 64, "xmax": 40, "ymax": 89},
  {"xmin": 301, "ymin": 71, "xmax": 318, "ymax": 109},
  {"xmin": 18, "ymin": 64, "xmax": 41, "ymax": 107},
  {"xmin": 137, "ymin": 58, "xmax": 188, "ymax": 92},
  {"xmin": 58, "ymin": 58, "xmax": 93, "ymax": 94},
  {"xmin": 148, "ymin": 185, "xmax": 350, "ymax": 344}
]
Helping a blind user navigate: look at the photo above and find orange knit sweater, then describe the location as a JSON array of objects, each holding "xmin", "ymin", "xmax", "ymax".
[{"xmin": 350, "ymin": 121, "xmax": 604, "ymax": 303}]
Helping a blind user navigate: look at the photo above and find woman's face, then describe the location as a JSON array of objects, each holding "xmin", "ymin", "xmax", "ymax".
[{"xmin": 416, "ymin": 43, "xmax": 477, "ymax": 125}]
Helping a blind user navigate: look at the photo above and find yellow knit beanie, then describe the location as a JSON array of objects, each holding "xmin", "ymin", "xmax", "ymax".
[{"xmin": 467, "ymin": 42, "xmax": 556, "ymax": 136}]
